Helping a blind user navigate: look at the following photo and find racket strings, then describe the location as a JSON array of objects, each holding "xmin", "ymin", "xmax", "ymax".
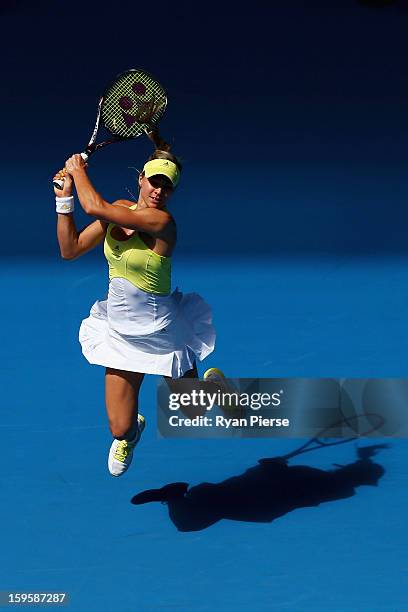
[{"xmin": 101, "ymin": 70, "xmax": 166, "ymax": 138}]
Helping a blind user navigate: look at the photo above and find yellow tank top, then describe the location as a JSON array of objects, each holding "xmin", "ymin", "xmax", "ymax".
[{"xmin": 103, "ymin": 204, "xmax": 171, "ymax": 296}]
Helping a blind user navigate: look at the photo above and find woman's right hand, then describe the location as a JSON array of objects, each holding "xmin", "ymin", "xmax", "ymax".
[{"xmin": 53, "ymin": 168, "xmax": 73, "ymax": 197}]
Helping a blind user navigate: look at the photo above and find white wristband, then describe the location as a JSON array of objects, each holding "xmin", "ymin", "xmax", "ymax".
[{"xmin": 56, "ymin": 195, "xmax": 74, "ymax": 214}]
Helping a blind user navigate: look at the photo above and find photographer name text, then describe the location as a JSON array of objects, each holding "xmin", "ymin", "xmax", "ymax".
[{"xmin": 168, "ymin": 415, "xmax": 290, "ymax": 429}]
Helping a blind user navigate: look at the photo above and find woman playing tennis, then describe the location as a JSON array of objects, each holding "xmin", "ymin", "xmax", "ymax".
[{"xmin": 54, "ymin": 131, "xmax": 216, "ymax": 477}]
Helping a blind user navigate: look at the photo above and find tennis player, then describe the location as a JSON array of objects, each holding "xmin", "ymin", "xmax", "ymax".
[{"xmin": 54, "ymin": 131, "xmax": 216, "ymax": 477}]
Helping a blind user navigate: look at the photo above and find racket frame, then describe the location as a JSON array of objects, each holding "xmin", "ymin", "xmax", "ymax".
[{"xmin": 53, "ymin": 68, "xmax": 167, "ymax": 190}]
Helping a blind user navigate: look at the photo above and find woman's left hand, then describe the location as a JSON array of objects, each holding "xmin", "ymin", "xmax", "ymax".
[
  {"xmin": 65, "ymin": 154, "xmax": 88, "ymax": 175},
  {"xmin": 53, "ymin": 167, "xmax": 73, "ymax": 197}
]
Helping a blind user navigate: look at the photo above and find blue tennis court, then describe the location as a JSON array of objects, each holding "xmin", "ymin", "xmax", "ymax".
[
  {"xmin": 2, "ymin": 2, "xmax": 408, "ymax": 609},
  {"xmin": 1, "ymin": 256, "xmax": 406, "ymax": 610}
]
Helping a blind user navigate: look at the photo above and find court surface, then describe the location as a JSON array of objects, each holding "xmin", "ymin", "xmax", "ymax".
[{"xmin": 1, "ymin": 256, "xmax": 407, "ymax": 611}]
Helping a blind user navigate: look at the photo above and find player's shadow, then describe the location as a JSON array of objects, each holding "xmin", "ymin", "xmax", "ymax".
[{"xmin": 131, "ymin": 445, "xmax": 387, "ymax": 531}]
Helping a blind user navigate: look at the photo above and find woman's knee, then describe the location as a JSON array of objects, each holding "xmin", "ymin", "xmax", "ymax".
[{"xmin": 108, "ymin": 415, "xmax": 136, "ymax": 439}]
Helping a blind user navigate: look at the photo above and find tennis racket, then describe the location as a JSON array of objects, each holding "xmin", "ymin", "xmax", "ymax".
[
  {"xmin": 258, "ymin": 412, "xmax": 385, "ymax": 464},
  {"xmin": 53, "ymin": 68, "xmax": 167, "ymax": 189}
]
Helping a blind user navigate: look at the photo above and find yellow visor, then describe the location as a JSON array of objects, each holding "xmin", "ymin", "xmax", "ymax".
[{"xmin": 143, "ymin": 159, "xmax": 180, "ymax": 186}]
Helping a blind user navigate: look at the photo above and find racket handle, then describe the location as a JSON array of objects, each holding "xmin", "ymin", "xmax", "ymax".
[
  {"xmin": 53, "ymin": 178, "xmax": 64, "ymax": 189},
  {"xmin": 53, "ymin": 152, "xmax": 89, "ymax": 190}
]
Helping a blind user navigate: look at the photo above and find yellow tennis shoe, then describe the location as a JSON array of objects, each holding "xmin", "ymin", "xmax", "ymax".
[
  {"xmin": 203, "ymin": 368, "xmax": 242, "ymax": 416},
  {"xmin": 108, "ymin": 414, "xmax": 145, "ymax": 477},
  {"xmin": 203, "ymin": 368, "xmax": 228, "ymax": 386}
]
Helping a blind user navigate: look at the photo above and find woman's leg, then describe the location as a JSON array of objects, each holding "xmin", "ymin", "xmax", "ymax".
[
  {"xmin": 180, "ymin": 361, "xmax": 198, "ymax": 379},
  {"xmin": 164, "ymin": 362, "xmax": 204, "ymax": 417},
  {"xmin": 105, "ymin": 367, "xmax": 145, "ymax": 440},
  {"xmin": 163, "ymin": 361, "xmax": 198, "ymax": 389}
]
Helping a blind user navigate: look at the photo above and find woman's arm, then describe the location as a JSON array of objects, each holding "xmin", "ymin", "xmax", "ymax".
[
  {"xmin": 57, "ymin": 216, "xmax": 108, "ymax": 260},
  {"xmin": 54, "ymin": 165, "xmax": 108, "ymax": 260},
  {"xmin": 65, "ymin": 154, "xmax": 173, "ymax": 237}
]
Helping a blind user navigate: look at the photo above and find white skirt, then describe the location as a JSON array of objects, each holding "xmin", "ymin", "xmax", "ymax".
[{"xmin": 78, "ymin": 278, "xmax": 216, "ymax": 378}]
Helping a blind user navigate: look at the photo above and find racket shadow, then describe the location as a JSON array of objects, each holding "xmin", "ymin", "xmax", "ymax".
[{"xmin": 130, "ymin": 444, "xmax": 388, "ymax": 532}]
